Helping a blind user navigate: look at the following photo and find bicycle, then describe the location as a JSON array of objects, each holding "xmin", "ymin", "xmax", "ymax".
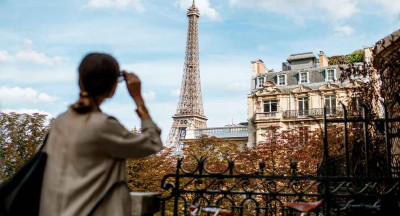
[{"xmin": 188, "ymin": 205, "xmax": 234, "ymax": 216}]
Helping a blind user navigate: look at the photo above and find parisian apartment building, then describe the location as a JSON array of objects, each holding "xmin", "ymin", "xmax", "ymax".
[{"xmin": 247, "ymin": 48, "xmax": 374, "ymax": 147}]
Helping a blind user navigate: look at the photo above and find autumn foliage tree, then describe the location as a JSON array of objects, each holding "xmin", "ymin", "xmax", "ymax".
[
  {"xmin": 0, "ymin": 112, "xmax": 51, "ymax": 181},
  {"xmin": 125, "ymin": 128, "xmax": 346, "ymax": 215},
  {"xmin": 126, "ymin": 126, "xmax": 345, "ymax": 194}
]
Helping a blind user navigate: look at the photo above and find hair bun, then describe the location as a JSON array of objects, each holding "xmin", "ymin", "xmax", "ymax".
[
  {"xmin": 71, "ymin": 92, "xmax": 92, "ymax": 114},
  {"xmin": 79, "ymin": 91, "xmax": 90, "ymax": 97}
]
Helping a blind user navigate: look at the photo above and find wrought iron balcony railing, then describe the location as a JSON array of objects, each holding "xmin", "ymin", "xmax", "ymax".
[{"xmin": 283, "ymin": 107, "xmax": 343, "ymax": 119}]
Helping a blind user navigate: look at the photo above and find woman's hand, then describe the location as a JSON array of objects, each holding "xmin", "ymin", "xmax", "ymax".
[
  {"xmin": 123, "ymin": 71, "xmax": 151, "ymax": 120},
  {"xmin": 123, "ymin": 71, "xmax": 144, "ymax": 105}
]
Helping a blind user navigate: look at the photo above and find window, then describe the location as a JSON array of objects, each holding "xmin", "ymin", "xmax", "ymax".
[
  {"xmin": 278, "ymin": 74, "xmax": 286, "ymax": 85},
  {"xmin": 263, "ymin": 100, "xmax": 278, "ymax": 113},
  {"xmin": 300, "ymin": 72, "xmax": 308, "ymax": 83},
  {"xmin": 257, "ymin": 77, "xmax": 265, "ymax": 88},
  {"xmin": 325, "ymin": 95, "xmax": 336, "ymax": 114},
  {"xmin": 326, "ymin": 69, "xmax": 335, "ymax": 81},
  {"xmin": 298, "ymin": 97, "xmax": 309, "ymax": 116},
  {"xmin": 350, "ymin": 97, "xmax": 362, "ymax": 115}
]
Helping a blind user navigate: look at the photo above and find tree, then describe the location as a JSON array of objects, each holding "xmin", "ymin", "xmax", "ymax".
[
  {"xmin": 373, "ymin": 31, "xmax": 400, "ymax": 175},
  {"xmin": 125, "ymin": 129, "xmax": 339, "ymax": 214},
  {"xmin": 127, "ymin": 147, "xmax": 176, "ymax": 192},
  {"xmin": 338, "ymin": 47, "xmax": 394, "ymax": 177},
  {"xmin": 328, "ymin": 50, "xmax": 364, "ymax": 66},
  {"xmin": 346, "ymin": 49, "xmax": 364, "ymax": 64},
  {"xmin": 126, "ymin": 128, "xmax": 338, "ymax": 192},
  {"xmin": 328, "ymin": 55, "xmax": 347, "ymax": 66},
  {"xmin": 0, "ymin": 112, "xmax": 51, "ymax": 181}
]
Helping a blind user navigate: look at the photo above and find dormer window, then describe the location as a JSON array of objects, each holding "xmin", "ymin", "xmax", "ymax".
[
  {"xmin": 326, "ymin": 69, "xmax": 336, "ymax": 82},
  {"xmin": 278, "ymin": 74, "xmax": 286, "ymax": 86},
  {"xmin": 299, "ymin": 72, "xmax": 308, "ymax": 83},
  {"xmin": 257, "ymin": 76, "xmax": 265, "ymax": 88}
]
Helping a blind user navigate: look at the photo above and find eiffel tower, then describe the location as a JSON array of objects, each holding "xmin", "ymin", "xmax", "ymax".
[{"xmin": 165, "ymin": 0, "xmax": 207, "ymax": 148}]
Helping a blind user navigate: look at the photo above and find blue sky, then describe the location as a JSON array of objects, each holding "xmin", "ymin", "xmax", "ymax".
[{"xmin": 0, "ymin": 0, "xmax": 399, "ymax": 141}]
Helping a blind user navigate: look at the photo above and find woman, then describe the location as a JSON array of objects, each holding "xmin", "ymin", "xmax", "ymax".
[{"xmin": 39, "ymin": 53, "xmax": 162, "ymax": 216}]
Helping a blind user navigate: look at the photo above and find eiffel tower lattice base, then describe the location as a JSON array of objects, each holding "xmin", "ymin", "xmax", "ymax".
[{"xmin": 165, "ymin": 116, "xmax": 207, "ymax": 149}]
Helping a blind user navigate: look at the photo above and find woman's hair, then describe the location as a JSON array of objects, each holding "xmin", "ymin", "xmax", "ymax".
[{"xmin": 71, "ymin": 53, "xmax": 120, "ymax": 114}]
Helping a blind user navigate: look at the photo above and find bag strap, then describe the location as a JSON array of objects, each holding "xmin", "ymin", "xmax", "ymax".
[
  {"xmin": 39, "ymin": 132, "xmax": 49, "ymax": 152},
  {"xmin": 87, "ymin": 181, "xmax": 127, "ymax": 216}
]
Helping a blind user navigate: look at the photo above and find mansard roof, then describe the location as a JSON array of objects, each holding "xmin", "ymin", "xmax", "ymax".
[
  {"xmin": 273, "ymin": 82, "xmax": 347, "ymax": 94},
  {"xmin": 263, "ymin": 65, "xmax": 340, "ymax": 86}
]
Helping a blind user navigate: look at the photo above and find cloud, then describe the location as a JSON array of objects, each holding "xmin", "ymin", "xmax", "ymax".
[
  {"xmin": 143, "ymin": 90, "xmax": 156, "ymax": 101},
  {"xmin": 0, "ymin": 87, "xmax": 58, "ymax": 104},
  {"xmin": 0, "ymin": 39, "xmax": 66, "ymax": 65},
  {"xmin": 229, "ymin": 0, "xmax": 359, "ymax": 24},
  {"xmin": 0, "ymin": 50, "xmax": 13, "ymax": 62},
  {"xmin": 15, "ymin": 50, "xmax": 65, "ymax": 65},
  {"xmin": 176, "ymin": 0, "xmax": 221, "ymax": 21},
  {"xmin": 373, "ymin": 0, "xmax": 400, "ymax": 15},
  {"xmin": 317, "ymin": 0, "xmax": 358, "ymax": 20},
  {"xmin": 334, "ymin": 25, "xmax": 355, "ymax": 36},
  {"xmin": 84, "ymin": 0, "xmax": 144, "ymax": 12}
]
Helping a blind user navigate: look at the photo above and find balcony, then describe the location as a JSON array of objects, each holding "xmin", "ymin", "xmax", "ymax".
[
  {"xmin": 283, "ymin": 107, "xmax": 343, "ymax": 119},
  {"xmin": 255, "ymin": 112, "xmax": 281, "ymax": 120}
]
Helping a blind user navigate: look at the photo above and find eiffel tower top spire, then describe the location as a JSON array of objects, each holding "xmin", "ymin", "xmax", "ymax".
[
  {"xmin": 188, "ymin": 0, "xmax": 200, "ymax": 17},
  {"xmin": 178, "ymin": 0, "xmax": 204, "ymax": 118}
]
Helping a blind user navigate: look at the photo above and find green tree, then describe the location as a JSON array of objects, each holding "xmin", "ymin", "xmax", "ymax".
[{"xmin": 346, "ymin": 49, "xmax": 364, "ymax": 63}]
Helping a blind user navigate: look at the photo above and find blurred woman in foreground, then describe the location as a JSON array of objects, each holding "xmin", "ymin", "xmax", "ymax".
[{"xmin": 40, "ymin": 53, "xmax": 162, "ymax": 216}]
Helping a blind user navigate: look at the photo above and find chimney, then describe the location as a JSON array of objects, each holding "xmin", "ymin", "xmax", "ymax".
[
  {"xmin": 251, "ymin": 59, "xmax": 266, "ymax": 74},
  {"xmin": 363, "ymin": 47, "xmax": 373, "ymax": 63},
  {"xmin": 282, "ymin": 62, "xmax": 291, "ymax": 71},
  {"xmin": 318, "ymin": 51, "xmax": 328, "ymax": 67}
]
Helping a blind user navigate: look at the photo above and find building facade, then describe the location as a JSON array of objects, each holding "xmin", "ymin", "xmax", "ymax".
[{"xmin": 247, "ymin": 49, "xmax": 372, "ymax": 147}]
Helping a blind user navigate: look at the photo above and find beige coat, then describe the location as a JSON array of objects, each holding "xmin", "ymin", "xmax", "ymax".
[{"xmin": 39, "ymin": 109, "xmax": 163, "ymax": 216}]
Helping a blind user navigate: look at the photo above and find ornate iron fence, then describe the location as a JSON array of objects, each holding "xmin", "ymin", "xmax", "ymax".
[{"xmin": 159, "ymin": 103, "xmax": 400, "ymax": 215}]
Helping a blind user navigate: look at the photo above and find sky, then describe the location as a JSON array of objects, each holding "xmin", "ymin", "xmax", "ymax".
[{"xmin": 0, "ymin": 0, "xmax": 399, "ymax": 141}]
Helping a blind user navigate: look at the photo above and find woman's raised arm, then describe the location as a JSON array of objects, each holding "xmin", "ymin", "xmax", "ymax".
[{"xmin": 98, "ymin": 116, "xmax": 163, "ymax": 159}]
